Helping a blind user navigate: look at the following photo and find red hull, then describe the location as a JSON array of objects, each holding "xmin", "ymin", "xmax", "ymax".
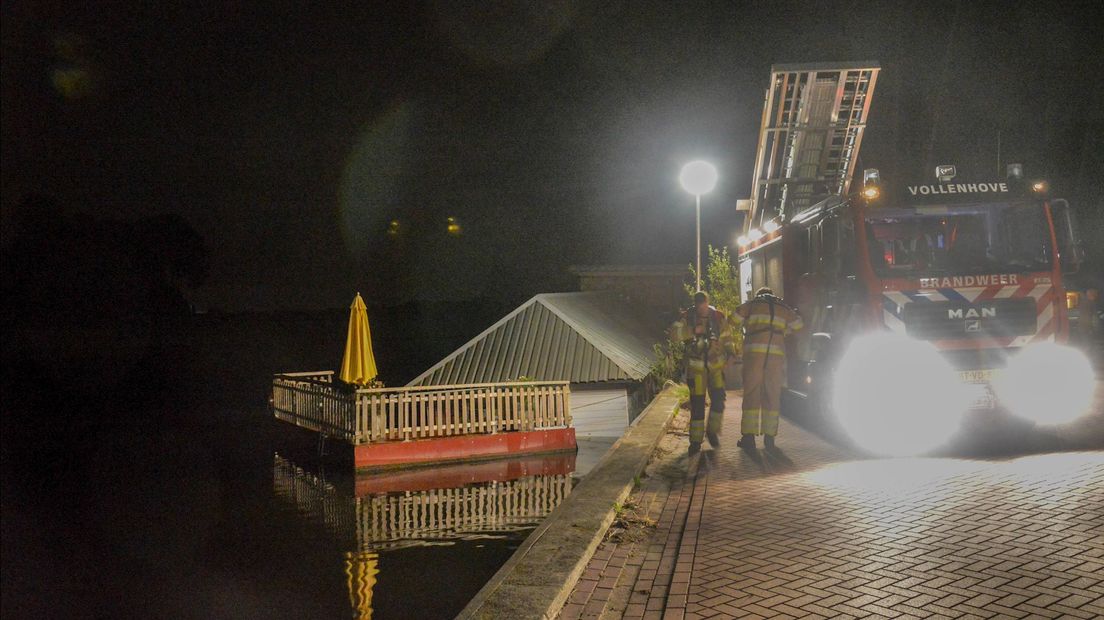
[
  {"xmin": 353, "ymin": 428, "xmax": 577, "ymax": 472},
  {"xmin": 354, "ymin": 451, "xmax": 576, "ymax": 495}
]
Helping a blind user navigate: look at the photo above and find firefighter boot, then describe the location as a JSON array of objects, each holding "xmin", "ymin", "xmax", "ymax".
[
  {"xmin": 689, "ymin": 442, "xmax": 702, "ymax": 456},
  {"xmin": 764, "ymin": 435, "xmax": 776, "ymax": 451},
  {"xmin": 737, "ymin": 434, "xmax": 756, "ymax": 450},
  {"xmin": 706, "ymin": 430, "xmax": 721, "ymax": 449}
]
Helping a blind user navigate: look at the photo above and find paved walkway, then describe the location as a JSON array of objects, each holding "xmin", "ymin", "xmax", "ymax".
[{"xmin": 558, "ymin": 391, "xmax": 1104, "ymax": 619}]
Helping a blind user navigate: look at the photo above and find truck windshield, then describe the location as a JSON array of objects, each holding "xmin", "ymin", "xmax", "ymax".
[{"xmin": 865, "ymin": 202, "xmax": 1051, "ymax": 277}]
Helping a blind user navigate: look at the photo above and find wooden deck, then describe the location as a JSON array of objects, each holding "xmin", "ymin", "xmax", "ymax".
[{"xmin": 271, "ymin": 371, "xmax": 577, "ymax": 469}]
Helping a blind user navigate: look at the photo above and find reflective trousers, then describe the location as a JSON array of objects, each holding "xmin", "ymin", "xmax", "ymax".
[
  {"xmin": 741, "ymin": 351, "xmax": 785, "ymax": 437},
  {"xmin": 686, "ymin": 358, "xmax": 726, "ymax": 444}
]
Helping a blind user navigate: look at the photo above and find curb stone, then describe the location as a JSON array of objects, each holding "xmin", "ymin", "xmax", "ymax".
[{"xmin": 455, "ymin": 388, "xmax": 683, "ymax": 620}]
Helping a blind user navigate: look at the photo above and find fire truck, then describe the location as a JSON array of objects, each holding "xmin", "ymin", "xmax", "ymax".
[{"xmin": 735, "ymin": 62, "xmax": 1093, "ymax": 454}]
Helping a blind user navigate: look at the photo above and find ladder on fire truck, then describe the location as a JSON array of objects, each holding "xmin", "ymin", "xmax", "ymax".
[{"xmin": 744, "ymin": 61, "xmax": 880, "ymax": 229}]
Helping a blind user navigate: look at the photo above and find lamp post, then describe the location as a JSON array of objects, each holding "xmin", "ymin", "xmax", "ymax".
[{"xmin": 679, "ymin": 160, "xmax": 718, "ymax": 291}]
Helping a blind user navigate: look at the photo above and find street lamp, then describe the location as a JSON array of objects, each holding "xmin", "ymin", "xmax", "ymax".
[{"xmin": 679, "ymin": 160, "xmax": 718, "ymax": 291}]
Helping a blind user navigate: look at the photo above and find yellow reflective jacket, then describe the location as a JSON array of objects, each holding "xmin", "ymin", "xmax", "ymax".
[{"xmin": 731, "ymin": 295, "xmax": 803, "ymax": 357}]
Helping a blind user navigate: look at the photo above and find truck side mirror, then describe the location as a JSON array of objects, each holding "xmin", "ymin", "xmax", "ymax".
[{"xmin": 1051, "ymin": 199, "xmax": 1084, "ymax": 273}]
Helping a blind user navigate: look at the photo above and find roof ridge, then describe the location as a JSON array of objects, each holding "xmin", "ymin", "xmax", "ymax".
[
  {"xmin": 408, "ymin": 291, "xmax": 656, "ymax": 387},
  {"xmin": 535, "ymin": 294, "xmax": 650, "ymax": 380}
]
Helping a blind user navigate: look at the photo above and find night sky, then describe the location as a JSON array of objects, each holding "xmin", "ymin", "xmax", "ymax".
[{"xmin": 3, "ymin": 1, "xmax": 1103, "ymax": 311}]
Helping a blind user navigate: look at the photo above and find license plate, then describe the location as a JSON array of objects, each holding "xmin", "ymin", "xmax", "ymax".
[{"xmin": 959, "ymin": 369, "xmax": 998, "ymax": 384}]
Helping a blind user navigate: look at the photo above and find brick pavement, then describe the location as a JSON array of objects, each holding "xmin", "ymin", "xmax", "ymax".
[
  {"xmin": 558, "ymin": 391, "xmax": 1104, "ymax": 620},
  {"xmin": 558, "ymin": 406, "xmax": 699, "ymax": 620}
]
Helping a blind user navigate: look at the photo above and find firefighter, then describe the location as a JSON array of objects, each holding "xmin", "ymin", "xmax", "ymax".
[
  {"xmin": 670, "ymin": 291, "xmax": 738, "ymax": 454},
  {"xmin": 731, "ymin": 287, "xmax": 803, "ymax": 450}
]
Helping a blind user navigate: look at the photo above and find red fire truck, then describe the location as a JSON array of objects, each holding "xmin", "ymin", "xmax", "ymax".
[{"xmin": 735, "ymin": 63, "xmax": 1094, "ymax": 454}]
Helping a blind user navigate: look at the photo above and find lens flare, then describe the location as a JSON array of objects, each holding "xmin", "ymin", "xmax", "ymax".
[
  {"xmin": 832, "ymin": 332, "xmax": 971, "ymax": 456},
  {"xmin": 433, "ymin": 1, "xmax": 573, "ymax": 68},
  {"xmin": 339, "ymin": 104, "xmax": 414, "ymax": 260},
  {"xmin": 993, "ymin": 343, "xmax": 1095, "ymax": 425}
]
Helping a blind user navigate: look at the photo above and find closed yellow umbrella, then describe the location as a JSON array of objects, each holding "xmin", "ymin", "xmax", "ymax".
[{"xmin": 340, "ymin": 293, "xmax": 378, "ymax": 386}]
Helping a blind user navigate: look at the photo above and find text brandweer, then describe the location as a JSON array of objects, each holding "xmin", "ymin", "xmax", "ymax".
[{"xmin": 918, "ymin": 274, "xmax": 1019, "ymax": 288}]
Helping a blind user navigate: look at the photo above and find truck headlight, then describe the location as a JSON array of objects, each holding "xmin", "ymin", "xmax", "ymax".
[
  {"xmin": 832, "ymin": 332, "xmax": 970, "ymax": 456},
  {"xmin": 992, "ymin": 343, "xmax": 1095, "ymax": 425}
]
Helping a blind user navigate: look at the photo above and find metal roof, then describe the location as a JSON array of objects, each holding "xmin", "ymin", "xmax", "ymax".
[{"xmin": 407, "ymin": 292, "xmax": 660, "ymax": 386}]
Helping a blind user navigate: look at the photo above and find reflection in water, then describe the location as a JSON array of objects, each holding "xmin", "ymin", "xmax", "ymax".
[
  {"xmin": 356, "ymin": 468, "xmax": 573, "ymax": 550},
  {"xmin": 346, "ymin": 551, "xmax": 379, "ymax": 619},
  {"xmin": 273, "ymin": 452, "xmax": 576, "ymax": 618},
  {"xmin": 272, "ymin": 456, "xmax": 357, "ymax": 543}
]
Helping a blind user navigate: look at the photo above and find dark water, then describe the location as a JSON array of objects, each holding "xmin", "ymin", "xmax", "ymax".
[
  {"xmin": 4, "ymin": 412, "xmax": 572, "ymax": 619},
  {"xmin": 2, "ymin": 308, "xmax": 571, "ymax": 619}
]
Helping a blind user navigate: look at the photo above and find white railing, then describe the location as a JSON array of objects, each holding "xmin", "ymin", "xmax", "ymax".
[
  {"xmin": 272, "ymin": 374, "xmax": 572, "ymax": 444},
  {"xmin": 272, "ymin": 372, "xmax": 358, "ymax": 442}
]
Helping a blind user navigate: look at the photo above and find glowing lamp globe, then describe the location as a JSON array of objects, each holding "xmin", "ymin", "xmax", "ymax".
[{"xmin": 679, "ymin": 161, "xmax": 718, "ymax": 196}]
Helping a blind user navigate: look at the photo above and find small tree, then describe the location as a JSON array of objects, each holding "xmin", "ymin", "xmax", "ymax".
[
  {"xmin": 685, "ymin": 245, "xmax": 741, "ymax": 317},
  {"xmin": 649, "ymin": 339, "xmax": 685, "ymax": 385}
]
